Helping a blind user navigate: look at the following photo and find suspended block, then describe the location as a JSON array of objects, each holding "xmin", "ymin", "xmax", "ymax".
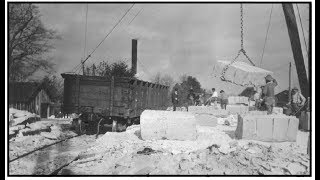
[{"xmin": 213, "ymin": 60, "xmax": 273, "ymax": 86}]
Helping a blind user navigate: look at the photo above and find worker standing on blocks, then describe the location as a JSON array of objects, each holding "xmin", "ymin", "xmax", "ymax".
[
  {"xmin": 219, "ymin": 90, "xmax": 228, "ymax": 110},
  {"xmin": 205, "ymin": 88, "xmax": 219, "ymax": 109},
  {"xmin": 289, "ymin": 87, "xmax": 306, "ymax": 117},
  {"xmin": 262, "ymin": 75, "xmax": 278, "ymax": 114},
  {"xmin": 171, "ymin": 88, "xmax": 179, "ymax": 111}
]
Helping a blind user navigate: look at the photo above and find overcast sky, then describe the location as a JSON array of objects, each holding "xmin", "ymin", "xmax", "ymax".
[{"xmin": 36, "ymin": 3, "xmax": 310, "ymax": 94}]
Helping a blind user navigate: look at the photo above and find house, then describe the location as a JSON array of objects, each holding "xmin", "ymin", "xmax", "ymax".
[{"xmin": 9, "ymin": 82, "xmax": 54, "ymax": 118}]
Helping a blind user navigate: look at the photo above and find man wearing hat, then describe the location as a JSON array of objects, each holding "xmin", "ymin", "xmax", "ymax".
[
  {"xmin": 289, "ymin": 87, "xmax": 306, "ymax": 116},
  {"xmin": 262, "ymin": 75, "xmax": 278, "ymax": 114}
]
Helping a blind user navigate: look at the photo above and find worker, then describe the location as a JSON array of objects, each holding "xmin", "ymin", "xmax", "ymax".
[
  {"xmin": 262, "ymin": 75, "xmax": 278, "ymax": 114},
  {"xmin": 219, "ymin": 90, "xmax": 228, "ymax": 110},
  {"xmin": 205, "ymin": 88, "xmax": 218, "ymax": 108},
  {"xmin": 253, "ymin": 86, "xmax": 263, "ymax": 110},
  {"xmin": 186, "ymin": 88, "xmax": 196, "ymax": 111},
  {"xmin": 198, "ymin": 93, "xmax": 205, "ymax": 106},
  {"xmin": 289, "ymin": 87, "xmax": 306, "ymax": 116},
  {"xmin": 171, "ymin": 88, "xmax": 179, "ymax": 111}
]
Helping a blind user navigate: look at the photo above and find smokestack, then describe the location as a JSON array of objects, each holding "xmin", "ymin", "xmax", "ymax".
[{"xmin": 131, "ymin": 39, "xmax": 137, "ymax": 75}]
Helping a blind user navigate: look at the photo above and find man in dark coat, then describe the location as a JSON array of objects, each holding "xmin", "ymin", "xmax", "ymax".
[
  {"xmin": 186, "ymin": 88, "xmax": 196, "ymax": 111},
  {"xmin": 171, "ymin": 88, "xmax": 179, "ymax": 111},
  {"xmin": 262, "ymin": 75, "xmax": 278, "ymax": 114}
]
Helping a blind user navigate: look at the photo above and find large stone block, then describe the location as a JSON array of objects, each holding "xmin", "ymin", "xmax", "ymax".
[
  {"xmin": 140, "ymin": 110, "xmax": 197, "ymax": 141},
  {"xmin": 188, "ymin": 106, "xmax": 228, "ymax": 117},
  {"xmin": 194, "ymin": 114, "xmax": 217, "ymax": 127},
  {"xmin": 228, "ymin": 96, "xmax": 249, "ymax": 105},
  {"xmin": 235, "ymin": 114, "xmax": 299, "ymax": 142},
  {"xmin": 226, "ymin": 104, "xmax": 249, "ymax": 114},
  {"xmin": 212, "ymin": 60, "xmax": 273, "ymax": 86},
  {"xmin": 272, "ymin": 107, "xmax": 283, "ymax": 114}
]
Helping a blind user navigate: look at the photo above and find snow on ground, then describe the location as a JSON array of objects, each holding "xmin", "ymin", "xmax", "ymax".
[
  {"xmin": 9, "ymin": 119, "xmax": 76, "ymax": 161},
  {"xmin": 9, "ymin": 135, "xmax": 96, "ymax": 175},
  {"xmin": 9, "ymin": 108, "xmax": 39, "ymax": 126}
]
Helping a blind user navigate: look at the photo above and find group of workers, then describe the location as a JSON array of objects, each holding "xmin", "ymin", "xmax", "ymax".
[
  {"xmin": 171, "ymin": 74, "xmax": 307, "ymax": 116},
  {"xmin": 171, "ymin": 87, "xmax": 229, "ymax": 112}
]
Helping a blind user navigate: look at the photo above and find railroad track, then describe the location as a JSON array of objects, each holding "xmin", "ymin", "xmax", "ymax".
[
  {"xmin": 9, "ymin": 134, "xmax": 97, "ymax": 175},
  {"xmin": 9, "ymin": 134, "xmax": 82, "ymax": 163}
]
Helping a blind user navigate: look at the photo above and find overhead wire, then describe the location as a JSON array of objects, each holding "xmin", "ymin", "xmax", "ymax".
[
  {"xmin": 259, "ymin": 4, "xmax": 273, "ymax": 67},
  {"xmin": 81, "ymin": 3, "xmax": 135, "ymax": 66}
]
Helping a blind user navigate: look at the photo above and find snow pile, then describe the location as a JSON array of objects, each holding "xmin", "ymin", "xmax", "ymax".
[{"xmin": 9, "ymin": 108, "xmax": 39, "ymax": 127}]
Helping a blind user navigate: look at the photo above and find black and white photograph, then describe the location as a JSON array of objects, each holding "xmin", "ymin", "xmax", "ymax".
[{"xmin": 5, "ymin": 0, "xmax": 314, "ymax": 177}]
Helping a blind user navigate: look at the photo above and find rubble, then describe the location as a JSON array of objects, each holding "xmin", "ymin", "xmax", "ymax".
[{"xmin": 59, "ymin": 124, "xmax": 309, "ymax": 175}]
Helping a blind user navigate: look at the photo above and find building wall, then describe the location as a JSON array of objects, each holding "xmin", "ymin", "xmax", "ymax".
[{"xmin": 9, "ymin": 89, "xmax": 52, "ymax": 117}]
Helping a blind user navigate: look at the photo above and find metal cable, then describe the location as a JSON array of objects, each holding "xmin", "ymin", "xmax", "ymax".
[
  {"xmin": 221, "ymin": 4, "xmax": 255, "ymax": 80},
  {"xmin": 81, "ymin": 4, "xmax": 135, "ymax": 66},
  {"xmin": 260, "ymin": 4, "xmax": 273, "ymax": 67}
]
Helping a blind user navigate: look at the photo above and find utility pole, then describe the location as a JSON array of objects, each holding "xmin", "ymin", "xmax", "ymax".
[
  {"xmin": 82, "ymin": 61, "xmax": 85, "ymax": 75},
  {"xmin": 288, "ymin": 62, "xmax": 292, "ymax": 103}
]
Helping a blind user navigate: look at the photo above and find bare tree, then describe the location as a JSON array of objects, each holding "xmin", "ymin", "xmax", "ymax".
[
  {"xmin": 88, "ymin": 60, "xmax": 135, "ymax": 78},
  {"xmin": 9, "ymin": 3, "xmax": 59, "ymax": 81},
  {"xmin": 152, "ymin": 72, "xmax": 174, "ymax": 88}
]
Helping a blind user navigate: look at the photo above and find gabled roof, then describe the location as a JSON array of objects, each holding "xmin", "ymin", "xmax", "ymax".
[{"xmin": 9, "ymin": 82, "xmax": 53, "ymax": 103}]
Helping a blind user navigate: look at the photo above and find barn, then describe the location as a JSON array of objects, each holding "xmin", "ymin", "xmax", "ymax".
[{"xmin": 9, "ymin": 82, "xmax": 54, "ymax": 118}]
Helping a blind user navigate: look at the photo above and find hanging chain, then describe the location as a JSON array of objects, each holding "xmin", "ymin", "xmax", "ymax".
[
  {"xmin": 221, "ymin": 4, "xmax": 255, "ymax": 81},
  {"xmin": 240, "ymin": 3, "xmax": 244, "ymax": 50}
]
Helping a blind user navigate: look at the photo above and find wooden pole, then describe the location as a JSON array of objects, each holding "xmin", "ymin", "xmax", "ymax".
[
  {"xmin": 288, "ymin": 62, "xmax": 292, "ymax": 103},
  {"xmin": 282, "ymin": 3, "xmax": 309, "ymax": 98}
]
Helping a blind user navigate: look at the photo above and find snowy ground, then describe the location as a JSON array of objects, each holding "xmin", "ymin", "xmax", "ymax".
[
  {"xmin": 9, "ymin": 119, "xmax": 76, "ymax": 161},
  {"xmin": 9, "ymin": 135, "xmax": 96, "ymax": 175},
  {"xmin": 8, "ymin": 107, "xmax": 310, "ymax": 175}
]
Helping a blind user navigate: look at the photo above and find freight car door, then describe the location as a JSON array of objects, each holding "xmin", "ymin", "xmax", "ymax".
[{"xmin": 78, "ymin": 80, "xmax": 111, "ymax": 114}]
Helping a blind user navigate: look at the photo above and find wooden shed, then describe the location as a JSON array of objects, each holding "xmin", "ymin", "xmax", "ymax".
[{"xmin": 9, "ymin": 82, "xmax": 54, "ymax": 118}]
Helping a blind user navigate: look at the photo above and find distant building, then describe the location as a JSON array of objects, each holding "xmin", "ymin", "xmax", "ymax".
[{"xmin": 9, "ymin": 82, "xmax": 54, "ymax": 118}]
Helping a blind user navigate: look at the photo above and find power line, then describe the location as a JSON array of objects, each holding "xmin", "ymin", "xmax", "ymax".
[
  {"xmin": 81, "ymin": 3, "xmax": 135, "ymax": 66},
  {"xmin": 128, "ymin": 8, "xmax": 143, "ymax": 25},
  {"xmin": 63, "ymin": 4, "xmax": 135, "ymax": 78},
  {"xmin": 260, "ymin": 4, "xmax": 273, "ymax": 67}
]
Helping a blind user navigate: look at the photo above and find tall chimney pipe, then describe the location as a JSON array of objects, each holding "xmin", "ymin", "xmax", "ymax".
[{"xmin": 131, "ymin": 39, "xmax": 137, "ymax": 75}]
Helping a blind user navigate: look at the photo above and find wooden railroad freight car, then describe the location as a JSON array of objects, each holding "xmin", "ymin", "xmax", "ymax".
[{"xmin": 61, "ymin": 73, "xmax": 169, "ymax": 135}]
